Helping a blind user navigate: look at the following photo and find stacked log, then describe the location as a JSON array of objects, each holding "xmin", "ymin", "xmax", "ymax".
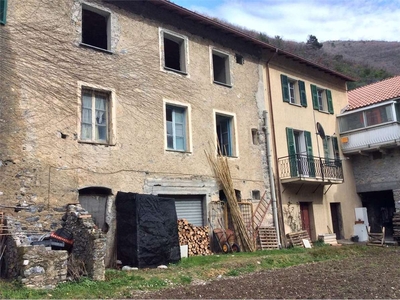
[
  {"xmin": 177, "ymin": 219, "xmax": 211, "ymax": 256},
  {"xmin": 393, "ymin": 212, "xmax": 400, "ymax": 241}
]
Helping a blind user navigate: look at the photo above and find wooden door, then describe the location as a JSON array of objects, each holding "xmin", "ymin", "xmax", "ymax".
[{"xmin": 300, "ymin": 202, "xmax": 312, "ymax": 239}]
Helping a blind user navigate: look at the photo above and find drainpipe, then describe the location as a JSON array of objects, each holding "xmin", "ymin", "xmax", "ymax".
[
  {"xmin": 262, "ymin": 110, "xmax": 281, "ymax": 248},
  {"xmin": 265, "ymin": 49, "xmax": 286, "ymax": 247}
]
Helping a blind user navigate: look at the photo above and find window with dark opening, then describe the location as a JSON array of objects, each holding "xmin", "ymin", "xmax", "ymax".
[
  {"xmin": 163, "ymin": 32, "xmax": 186, "ymax": 73},
  {"xmin": 212, "ymin": 50, "xmax": 231, "ymax": 85},
  {"xmin": 235, "ymin": 54, "xmax": 244, "ymax": 65},
  {"xmin": 252, "ymin": 190, "xmax": 261, "ymax": 200},
  {"xmin": 82, "ymin": 6, "xmax": 110, "ymax": 50},
  {"xmin": 251, "ymin": 128, "xmax": 258, "ymax": 145}
]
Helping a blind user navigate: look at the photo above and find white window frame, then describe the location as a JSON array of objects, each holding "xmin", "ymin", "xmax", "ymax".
[
  {"xmin": 164, "ymin": 100, "xmax": 192, "ymax": 152},
  {"xmin": 211, "ymin": 48, "xmax": 232, "ymax": 87},
  {"xmin": 214, "ymin": 110, "xmax": 238, "ymax": 157},
  {"xmin": 288, "ymin": 79, "xmax": 299, "ymax": 104},
  {"xmin": 159, "ymin": 28, "xmax": 189, "ymax": 75},
  {"xmin": 317, "ymin": 88, "xmax": 327, "ymax": 112},
  {"xmin": 77, "ymin": 82, "xmax": 116, "ymax": 145}
]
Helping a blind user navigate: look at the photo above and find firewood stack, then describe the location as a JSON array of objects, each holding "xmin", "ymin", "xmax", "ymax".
[
  {"xmin": 393, "ymin": 212, "xmax": 400, "ymax": 241},
  {"xmin": 177, "ymin": 219, "xmax": 211, "ymax": 256}
]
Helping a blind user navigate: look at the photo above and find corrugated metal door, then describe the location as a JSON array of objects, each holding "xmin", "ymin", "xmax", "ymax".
[{"xmin": 161, "ymin": 195, "xmax": 204, "ymax": 226}]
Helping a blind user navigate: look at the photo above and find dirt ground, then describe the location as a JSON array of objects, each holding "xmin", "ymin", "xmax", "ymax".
[{"xmin": 135, "ymin": 247, "xmax": 400, "ymax": 299}]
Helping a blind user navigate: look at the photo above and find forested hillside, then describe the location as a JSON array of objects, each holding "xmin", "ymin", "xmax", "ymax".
[{"xmin": 203, "ymin": 15, "xmax": 399, "ymax": 90}]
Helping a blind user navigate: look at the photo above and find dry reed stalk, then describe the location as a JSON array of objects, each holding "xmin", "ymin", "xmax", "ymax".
[{"xmin": 205, "ymin": 144, "xmax": 255, "ymax": 252}]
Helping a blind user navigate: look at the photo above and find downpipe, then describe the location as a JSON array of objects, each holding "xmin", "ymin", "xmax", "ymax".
[{"xmin": 262, "ymin": 110, "xmax": 282, "ymax": 248}]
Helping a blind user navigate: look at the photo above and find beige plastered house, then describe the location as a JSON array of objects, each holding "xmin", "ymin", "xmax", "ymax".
[{"xmin": 265, "ymin": 54, "xmax": 362, "ymax": 241}]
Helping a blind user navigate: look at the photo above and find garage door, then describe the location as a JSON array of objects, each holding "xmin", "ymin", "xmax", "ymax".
[{"xmin": 161, "ymin": 195, "xmax": 204, "ymax": 226}]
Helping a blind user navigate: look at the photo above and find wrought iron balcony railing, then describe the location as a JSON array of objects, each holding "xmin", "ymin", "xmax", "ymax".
[{"xmin": 278, "ymin": 154, "xmax": 343, "ymax": 183}]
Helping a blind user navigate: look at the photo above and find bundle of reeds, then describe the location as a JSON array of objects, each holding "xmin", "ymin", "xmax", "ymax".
[{"xmin": 205, "ymin": 146, "xmax": 256, "ymax": 252}]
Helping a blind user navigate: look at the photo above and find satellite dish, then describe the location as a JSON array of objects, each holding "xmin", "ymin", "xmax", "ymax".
[{"xmin": 316, "ymin": 122, "xmax": 326, "ymax": 139}]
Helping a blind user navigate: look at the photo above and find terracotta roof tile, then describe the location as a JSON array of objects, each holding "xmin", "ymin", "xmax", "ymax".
[{"xmin": 347, "ymin": 76, "xmax": 400, "ymax": 111}]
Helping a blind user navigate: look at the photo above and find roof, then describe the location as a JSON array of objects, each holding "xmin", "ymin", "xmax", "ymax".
[
  {"xmin": 347, "ymin": 76, "xmax": 400, "ymax": 111},
  {"xmin": 106, "ymin": 0, "xmax": 355, "ymax": 82}
]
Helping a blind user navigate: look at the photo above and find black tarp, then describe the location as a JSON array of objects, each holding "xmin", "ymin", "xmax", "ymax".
[{"xmin": 115, "ymin": 192, "xmax": 180, "ymax": 268}]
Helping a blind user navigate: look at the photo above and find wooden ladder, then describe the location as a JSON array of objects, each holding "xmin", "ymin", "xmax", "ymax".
[
  {"xmin": 258, "ymin": 227, "xmax": 279, "ymax": 250},
  {"xmin": 252, "ymin": 191, "xmax": 272, "ymax": 230}
]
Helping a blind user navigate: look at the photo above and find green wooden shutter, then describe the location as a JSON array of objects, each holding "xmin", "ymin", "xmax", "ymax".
[
  {"xmin": 304, "ymin": 131, "xmax": 315, "ymax": 177},
  {"xmin": 281, "ymin": 74, "xmax": 289, "ymax": 103},
  {"xmin": 0, "ymin": 0, "xmax": 7, "ymax": 25},
  {"xmin": 311, "ymin": 84, "xmax": 318, "ymax": 110},
  {"xmin": 323, "ymin": 136, "xmax": 329, "ymax": 160},
  {"xmin": 286, "ymin": 127, "xmax": 297, "ymax": 177},
  {"xmin": 299, "ymin": 80, "xmax": 307, "ymax": 107},
  {"xmin": 395, "ymin": 102, "xmax": 400, "ymax": 122},
  {"xmin": 327, "ymin": 89, "xmax": 334, "ymax": 114},
  {"xmin": 332, "ymin": 136, "xmax": 341, "ymax": 167}
]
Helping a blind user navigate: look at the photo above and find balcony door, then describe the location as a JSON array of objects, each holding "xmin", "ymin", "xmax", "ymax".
[{"xmin": 286, "ymin": 128, "xmax": 315, "ymax": 177}]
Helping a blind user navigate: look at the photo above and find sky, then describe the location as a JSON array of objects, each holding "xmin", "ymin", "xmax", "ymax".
[{"xmin": 171, "ymin": 0, "xmax": 400, "ymax": 43}]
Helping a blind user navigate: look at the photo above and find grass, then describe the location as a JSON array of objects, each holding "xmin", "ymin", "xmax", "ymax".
[{"xmin": 0, "ymin": 244, "xmax": 390, "ymax": 299}]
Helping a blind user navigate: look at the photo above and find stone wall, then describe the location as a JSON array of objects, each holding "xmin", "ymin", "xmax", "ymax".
[
  {"xmin": 1, "ymin": 204, "xmax": 106, "ymax": 288},
  {"xmin": 64, "ymin": 204, "xmax": 106, "ymax": 281},
  {"xmin": 21, "ymin": 246, "xmax": 68, "ymax": 289},
  {"xmin": 350, "ymin": 148, "xmax": 400, "ymax": 193}
]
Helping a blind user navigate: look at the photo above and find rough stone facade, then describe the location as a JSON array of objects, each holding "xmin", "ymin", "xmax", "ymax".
[
  {"xmin": 0, "ymin": 0, "xmax": 274, "ymax": 274},
  {"xmin": 350, "ymin": 148, "xmax": 400, "ymax": 194}
]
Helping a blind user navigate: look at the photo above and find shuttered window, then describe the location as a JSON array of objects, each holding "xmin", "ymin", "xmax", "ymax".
[
  {"xmin": 281, "ymin": 74, "xmax": 307, "ymax": 107},
  {"xmin": 0, "ymin": 0, "xmax": 7, "ymax": 25},
  {"xmin": 311, "ymin": 84, "xmax": 334, "ymax": 114},
  {"xmin": 286, "ymin": 127, "xmax": 298, "ymax": 176}
]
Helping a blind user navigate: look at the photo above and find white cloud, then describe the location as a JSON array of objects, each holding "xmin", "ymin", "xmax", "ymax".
[{"xmin": 174, "ymin": 0, "xmax": 400, "ymax": 42}]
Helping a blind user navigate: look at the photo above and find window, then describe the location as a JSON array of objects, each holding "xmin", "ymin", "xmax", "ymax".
[
  {"xmin": 235, "ymin": 54, "xmax": 244, "ymax": 65},
  {"xmin": 286, "ymin": 127, "xmax": 315, "ymax": 177},
  {"xmin": 166, "ymin": 104, "xmax": 188, "ymax": 151},
  {"xmin": 365, "ymin": 105, "xmax": 393, "ymax": 126},
  {"xmin": 251, "ymin": 128, "xmax": 258, "ymax": 145},
  {"xmin": 323, "ymin": 136, "xmax": 340, "ymax": 160},
  {"xmin": 280, "ymin": 74, "xmax": 307, "ymax": 107},
  {"xmin": 339, "ymin": 111, "xmax": 364, "ymax": 132},
  {"xmin": 0, "ymin": 0, "xmax": 7, "ymax": 25},
  {"xmin": 81, "ymin": 4, "xmax": 111, "ymax": 51},
  {"xmin": 311, "ymin": 84, "xmax": 333, "ymax": 114},
  {"xmin": 81, "ymin": 89, "xmax": 110, "ymax": 143},
  {"xmin": 252, "ymin": 190, "xmax": 261, "ymax": 200},
  {"xmin": 339, "ymin": 103, "xmax": 397, "ymax": 133},
  {"xmin": 212, "ymin": 50, "xmax": 231, "ymax": 86},
  {"xmin": 161, "ymin": 30, "xmax": 187, "ymax": 74},
  {"xmin": 216, "ymin": 113, "xmax": 235, "ymax": 156}
]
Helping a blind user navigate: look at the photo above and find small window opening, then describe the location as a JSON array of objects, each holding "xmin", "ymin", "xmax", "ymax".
[
  {"xmin": 252, "ymin": 190, "xmax": 261, "ymax": 200},
  {"xmin": 235, "ymin": 189, "xmax": 242, "ymax": 202},
  {"xmin": 213, "ymin": 51, "xmax": 230, "ymax": 85},
  {"xmin": 82, "ymin": 7, "xmax": 109, "ymax": 50},
  {"xmin": 251, "ymin": 128, "xmax": 258, "ymax": 145},
  {"xmin": 235, "ymin": 54, "xmax": 244, "ymax": 65},
  {"xmin": 163, "ymin": 33, "xmax": 186, "ymax": 73}
]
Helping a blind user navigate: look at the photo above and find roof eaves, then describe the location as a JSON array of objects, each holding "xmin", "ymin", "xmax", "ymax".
[{"xmin": 108, "ymin": 0, "xmax": 355, "ymax": 82}]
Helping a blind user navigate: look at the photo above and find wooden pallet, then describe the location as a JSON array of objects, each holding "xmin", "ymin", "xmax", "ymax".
[
  {"xmin": 258, "ymin": 227, "xmax": 279, "ymax": 250},
  {"xmin": 286, "ymin": 230, "xmax": 312, "ymax": 248}
]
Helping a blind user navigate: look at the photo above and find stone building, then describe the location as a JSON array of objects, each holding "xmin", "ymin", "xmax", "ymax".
[
  {"xmin": 338, "ymin": 76, "xmax": 400, "ymax": 239},
  {"xmin": 0, "ymin": 0, "xmax": 364, "ymax": 277},
  {"xmin": 0, "ymin": 0, "xmax": 275, "ymax": 265}
]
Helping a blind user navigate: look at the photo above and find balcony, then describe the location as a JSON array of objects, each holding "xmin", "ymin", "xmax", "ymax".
[
  {"xmin": 278, "ymin": 154, "xmax": 343, "ymax": 184},
  {"xmin": 340, "ymin": 122, "xmax": 400, "ymax": 154}
]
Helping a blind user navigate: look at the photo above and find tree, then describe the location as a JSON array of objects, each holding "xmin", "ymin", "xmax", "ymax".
[{"xmin": 307, "ymin": 35, "xmax": 323, "ymax": 49}]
